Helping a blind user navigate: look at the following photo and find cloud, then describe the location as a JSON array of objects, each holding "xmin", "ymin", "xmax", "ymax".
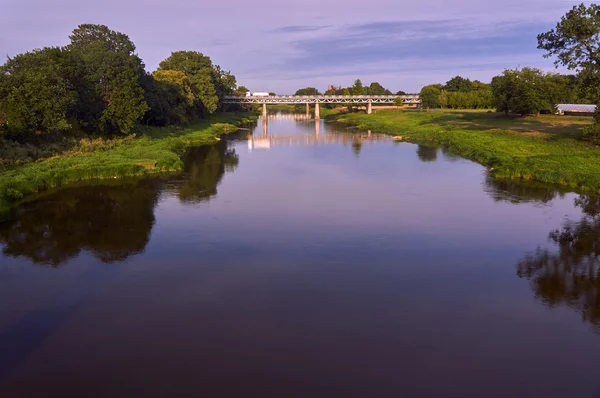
[
  {"xmin": 239, "ymin": 19, "xmax": 556, "ymax": 91},
  {"xmin": 271, "ymin": 25, "xmax": 333, "ymax": 33}
]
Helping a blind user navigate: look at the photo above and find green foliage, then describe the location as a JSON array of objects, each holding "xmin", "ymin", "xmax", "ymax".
[
  {"xmin": 330, "ymin": 109, "xmax": 600, "ymax": 193},
  {"xmin": 419, "ymin": 85, "xmax": 442, "ymax": 108},
  {"xmin": 158, "ymin": 51, "xmax": 234, "ymax": 116},
  {"xmin": 443, "ymin": 76, "xmax": 473, "ymax": 92},
  {"xmin": 538, "ymin": 3, "xmax": 600, "ymax": 137},
  {"xmin": 295, "ymin": 87, "xmax": 321, "ymax": 96},
  {"xmin": 0, "ymin": 112, "xmax": 256, "ymax": 220},
  {"xmin": 583, "ymin": 122, "xmax": 600, "ymax": 145},
  {"xmin": 0, "ymin": 48, "xmax": 77, "ymax": 136},
  {"xmin": 538, "ymin": 3, "xmax": 600, "ymax": 71},
  {"xmin": 393, "ymin": 97, "xmax": 404, "ymax": 106},
  {"xmin": 67, "ymin": 24, "xmax": 149, "ymax": 134},
  {"xmin": 350, "ymin": 79, "xmax": 365, "ymax": 95},
  {"xmin": 491, "ymin": 68, "xmax": 557, "ymax": 115},
  {"xmin": 365, "ymin": 82, "xmax": 390, "ymax": 95}
]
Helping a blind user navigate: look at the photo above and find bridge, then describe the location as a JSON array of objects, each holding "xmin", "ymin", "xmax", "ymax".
[{"xmin": 223, "ymin": 95, "xmax": 421, "ymax": 119}]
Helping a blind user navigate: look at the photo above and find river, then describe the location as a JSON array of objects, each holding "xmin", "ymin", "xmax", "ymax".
[{"xmin": 0, "ymin": 113, "xmax": 599, "ymax": 397}]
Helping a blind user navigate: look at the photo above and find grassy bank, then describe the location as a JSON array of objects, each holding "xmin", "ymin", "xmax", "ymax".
[
  {"xmin": 0, "ymin": 112, "xmax": 257, "ymax": 220},
  {"xmin": 329, "ymin": 109, "xmax": 600, "ymax": 193}
]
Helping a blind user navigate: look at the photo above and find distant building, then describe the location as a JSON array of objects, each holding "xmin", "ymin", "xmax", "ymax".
[{"xmin": 556, "ymin": 104, "xmax": 597, "ymax": 116}]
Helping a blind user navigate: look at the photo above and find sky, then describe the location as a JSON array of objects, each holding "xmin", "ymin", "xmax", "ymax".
[{"xmin": 0, "ymin": 0, "xmax": 592, "ymax": 94}]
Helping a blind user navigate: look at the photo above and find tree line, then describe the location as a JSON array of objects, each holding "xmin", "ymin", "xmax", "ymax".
[
  {"xmin": 0, "ymin": 24, "xmax": 243, "ymax": 140},
  {"xmin": 295, "ymin": 80, "xmax": 407, "ymax": 97},
  {"xmin": 420, "ymin": 3, "xmax": 600, "ymax": 142}
]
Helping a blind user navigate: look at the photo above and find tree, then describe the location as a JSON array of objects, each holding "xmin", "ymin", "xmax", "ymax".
[
  {"xmin": 141, "ymin": 70, "xmax": 193, "ymax": 126},
  {"xmin": 366, "ymin": 82, "xmax": 388, "ymax": 95},
  {"xmin": 538, "ymin": 3, "xmax": 600, "ymax": 137},
  {"xmin": 350, "ymin": 79, "xmax": 364, "ymax": 95},
  {"xmin": 419, "ymin": 85, "xmax": 442, "ymax": 109},
  {"xmin": 233, "ymin": 86, "xmax": 250, "ymax": 97},
  {"xmin": 395, "ymin": 90, "xmax": 407, "ymax": 96},
  {"xmin": 393, "ymin": 97, "xmax": 404, "ymax": 106},
  {"xmin": 538, "ymin": 4, "xmax": 600, "ymax": 73},
  {"xmin": 0, "ymin": 48, "xmax": 77, "ymax": 136},
  {"xmin": 491, "ymin": 68, "xmax": 554, "ymax": 116},
  {"xmin": 158, "ymin": 51, "xmax": 223, "ymax": 116},
  {"xmin": 443, "ymin": 76, "xmax": 473, "ymax": 92},
  {"xmin": 295, "ymin": 87, "xmax": 321, "ymax": 96},
  {"xmin": 67, "ymin": 24, "xmax": 148, "ymax": 134}
]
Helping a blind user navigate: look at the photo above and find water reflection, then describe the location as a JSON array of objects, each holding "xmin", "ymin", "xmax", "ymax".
[
  {"xmin": 416, "ymin": 145, "xmax": 438, "ymax": 162},
  {"xmin": 484, "ymin": 175, "xmax": 566, "ymax": 204},
  {"xmin": 175, "ymin": 140, "xmax": 239, "ymax": 203},
  {"xmin": 0, "ymin": 180, "xmax": 161, "ymax": 266},
  {"xmin": 249, "ymin": 119, "xmax": 390, "ymax": 150},
  {"xmin": 518, "ymin": 195, "xmax": 600, "ymax": 333}
]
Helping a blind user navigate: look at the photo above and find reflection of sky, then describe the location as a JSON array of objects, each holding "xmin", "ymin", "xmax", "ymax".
[{"xmin": 155, "ymin": 116, "xmax": 580, "ymax": 261}]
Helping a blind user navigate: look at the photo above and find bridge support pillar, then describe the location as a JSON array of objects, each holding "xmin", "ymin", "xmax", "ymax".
[
  {"xmin": 315, "ymin": 102, "xmax": 320, "ymax": 120},
  {"xmin": 262, "ymin": 103, "xmax": 267, "ymax": 118},
  {"xmin": 306, "ymin": 103, "xmax": 310, "ymax": 117},
  {"xmin": 367, "ymin": 100, "xmax": 372, "ymax": 115}
]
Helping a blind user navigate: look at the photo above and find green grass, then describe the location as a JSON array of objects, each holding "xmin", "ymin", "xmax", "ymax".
[
  {"xmin": 329, "ymin": 109, "xmax": 600, "ymax": 193},
  {"xmin": 0, "ymin": 112, "xmax": 257, "ymax": 221}
]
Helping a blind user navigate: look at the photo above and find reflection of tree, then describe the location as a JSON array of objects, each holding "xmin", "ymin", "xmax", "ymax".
[
  {"xmin": 416, "ymin": 145, "xmax": 438, "ymax": 162},
  {"xmin": 351, "ymin": 141, "xmax": 362, "ymax": 157},
  {"xmin": 177, "ymin": 140, "xmax": 239, "ymax": 203},
  {"xmin": 441, "ymin": 148, "xmax": 461, "ymax": 162},
  {"xmin": 517, "ymin": 195, "xmax": 600, "ymax": 333},
  {"xmin": 484, "ymin": 175, "xmax": 564, "ymax": 204},
  {"xmin": 0, "ymin": 180, "xmax": 160, "ymax": 266}
]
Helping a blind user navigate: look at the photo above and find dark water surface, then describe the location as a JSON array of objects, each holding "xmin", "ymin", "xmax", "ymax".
[{"xmin": 1, "ymin": 114, "xmax": 599, "ymax": 398}]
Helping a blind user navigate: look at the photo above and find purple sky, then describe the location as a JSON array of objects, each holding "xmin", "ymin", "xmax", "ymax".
[{"xmin": 0, "ymin": 0, "xmax": 591, "ymax": 94}]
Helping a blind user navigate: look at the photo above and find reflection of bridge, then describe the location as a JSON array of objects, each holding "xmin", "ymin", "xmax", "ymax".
[
  {"xmin": 223, "ymin": 95, "xmax": 421, "ymax": 119},
  {"xmin": 264, "ymin": 113, "xmax": 313, "ymax": 121},
  {"xmin": 247, "ymin": 121, "xmax": 390, "ymax": 151}
]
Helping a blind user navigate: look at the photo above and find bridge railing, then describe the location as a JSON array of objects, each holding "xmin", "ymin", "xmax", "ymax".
[{"xmin": 222, "ymin": 94, "xmax": 421, "ymax": 104}]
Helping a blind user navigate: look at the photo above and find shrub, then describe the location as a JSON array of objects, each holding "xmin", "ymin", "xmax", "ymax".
[
  {"xmin": 4, "ymin": 188, "xmax": 24, "ymax": 202},
  {"xmin": 583, "ymin": 123, "xmax": 600, "ymax": 145}
]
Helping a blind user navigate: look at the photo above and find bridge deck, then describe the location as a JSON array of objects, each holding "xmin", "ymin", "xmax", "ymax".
[{"xmin": 223, "ymin": 95, "xmax": 421, "ymax": 104}]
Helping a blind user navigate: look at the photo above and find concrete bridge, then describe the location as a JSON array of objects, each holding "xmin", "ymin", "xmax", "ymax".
[{"xmin": 223, "ymin": 95, "xmax": 421, "ymax": 119}]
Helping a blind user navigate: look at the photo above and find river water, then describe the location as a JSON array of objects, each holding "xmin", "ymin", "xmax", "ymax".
[{"xmin": 0, "ymin": 114, "xmax": 599, "ymax": 398}]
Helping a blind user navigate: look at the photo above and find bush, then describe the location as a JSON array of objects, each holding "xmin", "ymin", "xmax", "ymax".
[
  {"xmin": 583, "ymin": 123, "xmax": 600, "ymax": 145},
  {"xmin": 4, "ymin": 188, "xmax": 24, "ymax": 202}
]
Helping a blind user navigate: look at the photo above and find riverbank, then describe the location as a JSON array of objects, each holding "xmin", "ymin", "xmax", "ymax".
[
  {"xmin": 0, "ymin": 112, "xmax": 257, "ymax": 221},
  {"xmin": 328, "ymin": 109, "xmax": 600, "ymax": 194}
]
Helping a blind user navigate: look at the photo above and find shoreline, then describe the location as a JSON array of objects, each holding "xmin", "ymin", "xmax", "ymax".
[
  {"xmin": 326, "ymin": 109, "xmax": 600, "ymax": 195},
  {"xmin": 0, "ymin": 112, "xmax": 258, "ymax": 222}
]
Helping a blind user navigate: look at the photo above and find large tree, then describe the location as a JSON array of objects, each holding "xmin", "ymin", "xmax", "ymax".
[
  {"xmin": 0, "ymin": 48, "xmax": 77, "ymax": 136},
  {"xmin": 158, "ymin": 51, "xmax": 235, "ymax": 116},
  {"xmin": 443, "ymin": 76, "xmax": 473, "ymax": 92},
  {"xmin": 419, "ymin": 84, "xmax": 442, "ymax": 109},
  {"xmin": 491, "ymin": 68, "xmax": 554, "ymax": 116},
  {"xmin": 67, "ymin": 24, "xmax": 148, "ymax": 134}
]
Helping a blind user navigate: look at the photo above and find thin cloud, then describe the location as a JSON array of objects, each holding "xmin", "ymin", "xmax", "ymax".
[{"xmin": 271, "ymin": 25, "xmax": 333, "ymax": 33}]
